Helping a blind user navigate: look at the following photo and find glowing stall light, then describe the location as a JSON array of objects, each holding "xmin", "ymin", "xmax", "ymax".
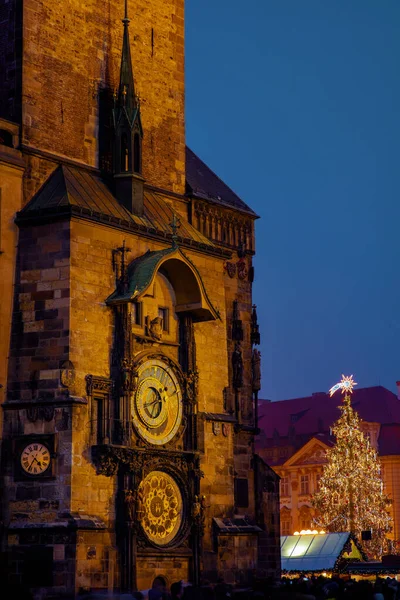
[
  {"xmin": 329, "ymin": 375, "xmax": 357, "ymax": 397},
  {"xmin": 293, "ymin": 530, "xmax": 326, "ymax": 536}
]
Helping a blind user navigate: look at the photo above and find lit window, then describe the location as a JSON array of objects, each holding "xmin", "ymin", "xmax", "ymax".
[
  {"xmin": 280, "ymin": 477, "xmax": 289, "ymax": 497},
  {"xmin": 300, "ymin": 475, "xmax": 309, "ymax": 495},
  {"xmin": 158, "ymin": 307, "xmax": 169, "ymax": 332},
  {"xmin": 281, "ymin": 520, "xmax": 291, "ymax": 535},
  {"xmin": 132, "ymin": 302, "xmax": 142, "ymax": 326},
  {"xmin": 300, "ymin": 514, "xmax": 311, "ymax": 530}
]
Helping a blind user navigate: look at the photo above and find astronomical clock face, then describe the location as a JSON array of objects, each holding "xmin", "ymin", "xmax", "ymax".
[
  {"xmin": 138, "ymin": 471, "xmax": 183, "ymax": 546},
  {"xmin": 132, "ymin": 358, "xmax": 183, "ymax": 445}
]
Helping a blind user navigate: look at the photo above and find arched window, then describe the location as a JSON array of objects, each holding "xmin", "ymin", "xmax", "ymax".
[
  {"xmin": 121, "ymin": 133, "xmax": 129, "ymax": 172},
  {"xmin": 133, "ymin": 132, "xmax": 141, "ymax": 173}
]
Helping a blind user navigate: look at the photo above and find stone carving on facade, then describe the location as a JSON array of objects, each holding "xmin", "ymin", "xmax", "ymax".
[
  {"xmin": 26, "ymin": 405, "xmax": 55, "ymax": 423},
  {"xmin": 191, "ymin": 494, "xmax": 206, "ymax": 536},
  {"xmin": 222, "ymin": 423, "xmax": 230, "ymax": 437},
  {"xmin": 251, "ymin": 348, "xmax": 261, "ymax": 392},
  {"xmin": 120, "ymin": 358, "xmax": 138, "ymax": 393},
  {"xmin": 225, "ymin": 262, "xmax": 236, "ymax": 278},
  {"xmin": 212, "ymin": 421, "xmax": 221, "ymax": 436},
  {"xmin": 232, "ymin": 342, "xmax": 243, "ymax": 389},
  {"xmin": 237, "ymin": 259, "xmax": 248, "ymax": 280},
  {"xmin": 251, "ymin": 304, "xmax": 261, "ymax": 346},
  {"xmin": 60, "ymin": 360, "xmax": 75, "ymax": 388},
  {"xmin": 26, "ymin": 406, "xmax": 38, "ymax": 423},
  {"xmin": 146, "ymin": 315, "xmax": 163, "ymax": 340},
  {"xmin": 193, "ymin": 200, "xmax": 253, "ymax": 252},
  {"xmin": 124, "ymin": 488, "xmax": 144, "ymax": 524},
  {"xmin": 294, "ymin": 448, "xmax": 327, "ymax": 466},
  {"xmin": 85, "ymin": 375, "xmax": 113, "ymax": 396},
  {"xmin": 183, "ymin": 369, "xmax": 199, "ymax": 404},
  {"xmin": 92, "ymin": 445, "xmax": 203, "ymax": 481}
]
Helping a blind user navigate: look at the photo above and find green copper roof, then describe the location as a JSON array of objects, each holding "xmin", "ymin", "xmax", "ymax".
[
  {"xmin": 106, "ymin": 247, "xmax": 176, "ymax": 304},
  {"xmin": 106, "ymin": 246, "xmax": 220, "ymax": 322}
]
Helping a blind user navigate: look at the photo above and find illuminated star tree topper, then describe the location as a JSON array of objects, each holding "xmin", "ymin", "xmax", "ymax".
[{"xmin": 329, "ymin": 374, "xmax": 357, "ymax": 397}]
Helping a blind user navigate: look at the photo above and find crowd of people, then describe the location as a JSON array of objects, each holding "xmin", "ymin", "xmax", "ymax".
[
  {"xmin": 143, "ymin": 575, "xmax": 400, "ymax": 600},
  {"xmin": 5, "ymin": 574, "xmax": 400, "ymax": 599}
]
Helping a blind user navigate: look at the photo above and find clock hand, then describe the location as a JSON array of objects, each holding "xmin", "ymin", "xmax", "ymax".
[{"xmin": 144, "ymin": 398, "xmax": 161, "ymax": 408}]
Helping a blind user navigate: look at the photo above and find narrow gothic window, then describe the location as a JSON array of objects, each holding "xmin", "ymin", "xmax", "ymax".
[
  {"xmin": 121, "ymin": 133, "xmax": 129, "ymax": 172},
  {"xmin": 158, "ymin": 307, "xmax": 169, "ymax": 332},
  {"xmin": 133, "ymin": 132, "xmax": 141, "ymax": 173}
]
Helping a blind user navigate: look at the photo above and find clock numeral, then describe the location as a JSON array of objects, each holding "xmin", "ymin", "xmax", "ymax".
[
  {"xmin": 33, "ymin": 445, "xmax": 38, "ymax": 451},
  {"xmin": 28, "ymin": 446, "xmax": 33, "ymax": 452}
]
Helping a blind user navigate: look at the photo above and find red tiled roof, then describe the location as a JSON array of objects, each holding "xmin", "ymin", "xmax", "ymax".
[{"xmin": 256, "ymin": 386, "xmax": 400, "ymax": 458}]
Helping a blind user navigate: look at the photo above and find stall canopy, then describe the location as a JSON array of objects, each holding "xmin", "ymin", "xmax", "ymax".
[{"xmin": 281, "ymin": 532, "xmax": 365, "ymax": 573}]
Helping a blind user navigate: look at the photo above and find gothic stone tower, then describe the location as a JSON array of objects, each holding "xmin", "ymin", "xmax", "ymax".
[{"xmin": 0, "ymin": 0, "xmax": 280, "ymax": 596}]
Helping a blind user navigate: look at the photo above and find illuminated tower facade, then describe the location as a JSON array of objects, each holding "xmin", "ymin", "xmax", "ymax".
[{"xmin": 0, "ymin": 0, "xmax": 280, "ymax": 595}]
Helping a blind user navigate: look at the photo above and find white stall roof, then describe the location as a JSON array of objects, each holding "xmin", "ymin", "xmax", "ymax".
[{"xmin": 281, "ymin": 532, "xmax": 355, "ymax": 572}]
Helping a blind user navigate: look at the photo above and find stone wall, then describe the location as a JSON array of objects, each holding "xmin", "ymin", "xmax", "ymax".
[
  {"xmin": 0, "ymin": 131, "xmax": 24, "ymax": 427},
  {"xmin": 7, "ymin": 220, "xmax": 70, "ymax": 402},
  {"xmin": 18, "ymin": 0, "xmax": 185, "ymax": 200}
]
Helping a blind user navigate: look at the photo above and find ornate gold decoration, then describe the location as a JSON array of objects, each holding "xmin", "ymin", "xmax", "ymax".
[
  {"xmin": 138, "ymin": 471, "xmax": 183, "ymax": 546},
  {"xmin": 132, "ymin": 358, "xmax": 183, "ymax": 445}
]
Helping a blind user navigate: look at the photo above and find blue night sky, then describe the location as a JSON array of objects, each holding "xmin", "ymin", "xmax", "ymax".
[{"xmin": 185, "ymin": 1, "xmax": 400, "ymax": 401}]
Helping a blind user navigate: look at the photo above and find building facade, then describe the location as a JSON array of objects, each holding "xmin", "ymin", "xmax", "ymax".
[
  {"xmin": 0, "ymin": 0, "xmax": 280, "ymax": 596},
  {"xmin": 256, "ymin": 385, "xmax": 400, "ymax": 544}
]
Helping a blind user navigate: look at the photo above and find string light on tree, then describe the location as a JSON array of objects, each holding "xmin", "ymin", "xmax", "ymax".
[{"xmin": 312, "ymin": 375, "xmax": 393, "ymax": 559}]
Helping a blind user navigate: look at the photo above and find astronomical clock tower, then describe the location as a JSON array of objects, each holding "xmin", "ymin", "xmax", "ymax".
[{"xmin": 0, "ymin": 0, "xmax": 280, "ymax": 596}]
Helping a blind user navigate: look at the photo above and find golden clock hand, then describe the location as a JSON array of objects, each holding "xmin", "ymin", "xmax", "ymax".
[{"xmin": 144, "ymin": 398, "xmax": 161, "ymax": 408}]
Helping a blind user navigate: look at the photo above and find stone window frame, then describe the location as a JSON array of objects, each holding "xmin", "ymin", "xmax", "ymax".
[
  {"xmin": 300, "ymin": 474, "xmax": 309, "ymax": 495},
  {"xmin": 280, "ymin": 476, "xmax": 290, "ymax": 497}
]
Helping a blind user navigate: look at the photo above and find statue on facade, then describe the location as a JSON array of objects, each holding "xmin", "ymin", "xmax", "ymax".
[
  {"xmin": 146, "ymin": 316, "xmax": 163, "ymax": 340},
  {"xmin": 251, "ymin": 348, "xmax": 261, "ymax": 392},
  {"xmin": 124, "ymin": 489, "xmax": 136, "ymax": 522},
  {"xmin": 232, "ymin": 342, "xmax": 243, "ymax": 389}
]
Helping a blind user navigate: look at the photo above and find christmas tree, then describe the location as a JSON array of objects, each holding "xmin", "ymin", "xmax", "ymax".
[{"xmin": 312, "ymin": 375, "xmax": 393, "ymax": 559}]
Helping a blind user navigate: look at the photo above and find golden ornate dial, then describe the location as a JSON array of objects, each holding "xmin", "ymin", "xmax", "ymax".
[
  {"xmin": 20, "ymin": 442, "xmax": 51, "ymax": 475},
  {"xmin": 132, "ymin": 358, "xmax": 183, "ymax": 445},
  {"xmin": 138, "ymin": 471, "xmax": 183, "ymax": 546}
]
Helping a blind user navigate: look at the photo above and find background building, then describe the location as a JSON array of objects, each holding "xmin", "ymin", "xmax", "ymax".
[
  {"xmin": 256, "ymin": 385, "xmax": 400, "ymax": 542},
  {"xmin": 0, "ymin": 0, "xmax": 280, "ymax": 596}
]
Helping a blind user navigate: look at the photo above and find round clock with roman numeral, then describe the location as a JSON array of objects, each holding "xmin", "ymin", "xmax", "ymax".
[
  {"xmin": 20, "ymin": 442, "xmax": 51, "ymax": 476},
  {"xmin": 132, "ymin": 358, "xmax": 183, "ymax": 445}
]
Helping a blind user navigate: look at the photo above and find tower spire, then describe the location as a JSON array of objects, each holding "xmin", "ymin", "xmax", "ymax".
[
  {"xmin": 112, "ymin": 0, "xmax": 144, "ymax": 216},
  {"xmin": 118, "ymin": 0, "xmax": 136, "ymax": 120}
]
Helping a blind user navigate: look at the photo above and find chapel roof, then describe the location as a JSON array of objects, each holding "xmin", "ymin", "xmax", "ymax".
[{"xmin": 185, "ymin": 147, "xmax": 258, "ymax": 217}]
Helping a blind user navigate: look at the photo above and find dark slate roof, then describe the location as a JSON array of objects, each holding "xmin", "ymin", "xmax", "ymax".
[
  {"xmin": 256, "ymin": 386, "xmax": 400, "ymax": 459},
  {"xmin": 186, "ymin": 147, "xmax": 258, "ymax": 217},
  {"xmin": 19, "ymin": 165, "xmax": 216, "ymax": 250}
]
